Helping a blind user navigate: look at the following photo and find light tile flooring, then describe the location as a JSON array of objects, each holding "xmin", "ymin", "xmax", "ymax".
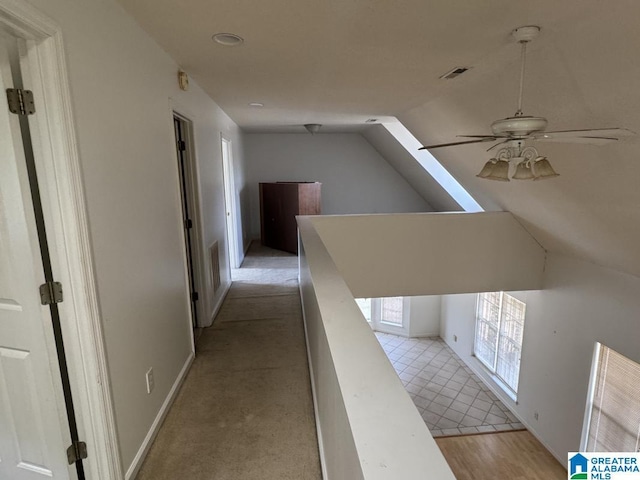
[{"xmin": 376, "ymin": 332, "xmax": 525, "ymax": 438}]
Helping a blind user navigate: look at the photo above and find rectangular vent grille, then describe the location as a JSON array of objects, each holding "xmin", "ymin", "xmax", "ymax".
[
  {"xmin": 440, "ymin": 67, "xmax": 469, "ymax": 80},
  {"xmin": 210, "ymin": 241, "xmax": 221, "ymax": 294}
]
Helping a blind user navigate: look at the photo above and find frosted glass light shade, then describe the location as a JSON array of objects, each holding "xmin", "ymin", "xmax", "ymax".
[
  {"xmin": 476, "ymin": 160, "xmax": 497, "ymax": 178},
  {"xmin": 512, "ymin": 159, "xmax": 535, "ymax": 180},
  {"xmin": 484, "ymin": 159, "xmax": 510, "ymax": 181},
  {"xmin": 532, "ymin": 157, "xmax": 559, "ymax": 180}
]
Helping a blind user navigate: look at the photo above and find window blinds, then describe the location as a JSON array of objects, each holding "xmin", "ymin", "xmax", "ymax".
[{"xmin": 586, "ymin": 346, "xmax": 640, "ymax": 452}]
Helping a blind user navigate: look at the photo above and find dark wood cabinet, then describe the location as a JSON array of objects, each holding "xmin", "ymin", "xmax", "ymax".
[{"xmin": 259, "ymin": 182, "xmax": 321, "ymax": 254}]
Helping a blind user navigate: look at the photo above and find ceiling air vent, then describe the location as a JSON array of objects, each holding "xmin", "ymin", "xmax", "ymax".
[{"xmin": 440, "ymin": 67, "xmax": 469, "ymax": 80}]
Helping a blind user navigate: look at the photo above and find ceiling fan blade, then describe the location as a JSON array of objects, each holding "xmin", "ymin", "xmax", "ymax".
[
  {"xmin": 533, "ymin": 136, "xmax": 620, "ymax": 146},
  {"xmin": 457, "ymin": 135, "xmax": 507, "ymax": 139},
  {"xmin": 419, "ymin": 137, "xmax": 498, "ymax": 150},
  {"xmin": 537, "ymin": 128, "xmax": 635, "ymax": 138}
]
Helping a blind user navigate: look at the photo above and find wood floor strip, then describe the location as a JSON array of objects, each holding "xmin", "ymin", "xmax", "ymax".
[
  {"xmin": 436, "ymin": 430, "xmax": 567, "ymax": 480},
  {"xmin": 436, "ymin": 427, "xmax": 527, "ymax": 440}
]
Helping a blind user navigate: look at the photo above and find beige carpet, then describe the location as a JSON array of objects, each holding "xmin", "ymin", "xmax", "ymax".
[{"xmin": 135, "ymin": 243, "xmax": 322, "ymax": 480}]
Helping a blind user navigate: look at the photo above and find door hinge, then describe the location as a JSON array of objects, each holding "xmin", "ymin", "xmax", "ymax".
[
  {"xmin": 39, "ymin": 281, "xmax": 63, "ymax": 305},
  {"xmin": 66, "ymin": 440, "xmax": 88, "ymax": 465},
  {"xmin": 185, "ymin": 218, "xmax": 193, "ymax": 229},
  {"xmin": 191, "ymin": 292, "xmax": 199, "ymax": 302},
  {"xmin": 178, "ymin": 140, "xmax": 186, "ymax": 151},
  {"xmin": 6, "ymin": 88, "xmax": 36, "ymax": 115}
]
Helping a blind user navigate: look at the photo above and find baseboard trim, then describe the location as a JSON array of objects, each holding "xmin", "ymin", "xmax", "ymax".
[
  {"xmin": 209, "ymin": 281, "xmax": 231, "ymax": 325},
  {"xmin": 299, "ymin": 285, "xmax": 329, "ymax": 480},
  {"xmin": 518, "ymin": 419, "xmax": 566, "ymax": 467},
  {"xmin": 124, "ymin": 352, "xmax": 195, "ymax": 480}
]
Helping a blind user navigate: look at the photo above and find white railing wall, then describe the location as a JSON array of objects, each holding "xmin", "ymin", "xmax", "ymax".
[
  {"xmin": 311, "ymin": 212, "xmax": 545, "ymax": 299},
  {"xmin": 298, "ymin": 212, "xmax": 546, "ymax": 479},
  {"xmin": 298, "ymin": 216, "xmax": 457, "ymax": 480}
]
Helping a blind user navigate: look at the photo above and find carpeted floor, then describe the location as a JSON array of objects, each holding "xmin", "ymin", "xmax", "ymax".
[{"xmin": 135, "ymin": 243, "xmax": 322, "ymax": 480}]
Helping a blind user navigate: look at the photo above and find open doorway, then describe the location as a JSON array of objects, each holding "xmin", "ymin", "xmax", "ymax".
[
  {"xmin": 221, "ymin": 135, "xmax": 240, "ymax": 270},
  {"xmin": 173, "ymin": 114, "xmax": 202, "ymax": 334}
]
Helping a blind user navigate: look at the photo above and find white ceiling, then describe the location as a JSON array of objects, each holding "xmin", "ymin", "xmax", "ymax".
[
  {"xmin": 117, "ymin": 0, "xmax": 640, "ymax": 277},
  {"xmin": 116, "ymin": 0, "xmax": 604, "ymax": 131}
]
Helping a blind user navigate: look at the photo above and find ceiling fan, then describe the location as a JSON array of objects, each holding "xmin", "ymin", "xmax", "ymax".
[{"xmin": 419, "ymin": 25, "xmax": 635, "ymax": 181}]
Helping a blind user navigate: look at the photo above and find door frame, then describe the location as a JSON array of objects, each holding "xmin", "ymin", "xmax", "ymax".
[
  {"xmin": 0, "ymin": 2, "xmax": 122, "ymax": 479},
  {"xmin": 172, "ymin": 112, "xmax": 205, "ymax": 332},
  {"xmin": 220, "ymin": 134, "xmax": 240, "ymax": 268}
]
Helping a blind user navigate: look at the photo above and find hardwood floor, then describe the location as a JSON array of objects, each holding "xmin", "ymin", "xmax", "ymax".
[{"xmin": 436, "ymin": 430, "xmax": 566, "ymax": 480}]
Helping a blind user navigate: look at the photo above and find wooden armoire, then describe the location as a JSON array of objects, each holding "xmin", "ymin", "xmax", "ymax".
[{"xmin": 259, "ymin": 182, "xmax": 321, "ymax": 254}]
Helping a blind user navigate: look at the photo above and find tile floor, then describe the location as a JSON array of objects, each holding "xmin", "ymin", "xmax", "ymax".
[{"xmin": 375, "ymin": 332, "xmax": 525, "ymax": 438}]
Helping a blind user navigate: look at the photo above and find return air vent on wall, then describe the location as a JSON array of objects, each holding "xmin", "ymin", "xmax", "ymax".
[
  {"xmin": 439, "ymin": 67, "xmax": 469, "ymax": 80},
  {"xmin": 210, "ymin": 241, "xmax": 221, "ymax": 294}
]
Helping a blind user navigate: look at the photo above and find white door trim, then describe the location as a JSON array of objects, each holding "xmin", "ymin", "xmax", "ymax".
[
  {"xmin": 220, "ymin": 134, "xmax": 240, "ymax": 268},
  {"xmin": 0, "ymin": 2, "xmax": 122, "ymax": 479},
  {"xmin": 172, "ymin": 111, "xmax": 205, "ymax": 333}
]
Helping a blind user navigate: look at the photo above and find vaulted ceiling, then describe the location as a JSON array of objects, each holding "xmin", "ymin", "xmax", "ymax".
[{"xmin": 117, "ymin": 0, "xmax": 640, "ymax": 277}]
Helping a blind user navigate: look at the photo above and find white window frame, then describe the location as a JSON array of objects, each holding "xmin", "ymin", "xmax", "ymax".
[
  {"xmin": 474, "ymin": 292, "xmax": 526, "ymax": 400},
  {"xmin": 356, "ymin": 297, "xmax": 410, "ymax": 336}
]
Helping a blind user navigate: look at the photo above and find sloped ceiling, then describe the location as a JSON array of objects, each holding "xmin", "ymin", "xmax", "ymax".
[
  {"xmin": 116, "ymin": 0, "xmax": 640, "ymax": 277},
  {"xmin": 399, "ymin": 4, "xmax": 640, "ymax": 277}
]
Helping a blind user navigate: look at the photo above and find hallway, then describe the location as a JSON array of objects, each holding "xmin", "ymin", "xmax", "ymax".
[{"xmin": 136, "ymin": 243, "xmax": 321, "ymax": 479}]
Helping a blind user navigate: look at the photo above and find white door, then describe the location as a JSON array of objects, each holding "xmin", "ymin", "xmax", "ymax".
[
  {"xmin": 221, "ymin": 137, "xmax": 239, "ymax": 268},
  {"xmin": 0, "ymin": 32, "xmax": 73, "ymax": 479}
]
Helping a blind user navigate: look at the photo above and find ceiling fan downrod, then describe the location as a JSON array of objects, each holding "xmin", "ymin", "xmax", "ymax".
[{"xmin": 512, "ymin": 26, "xmax": 540, "ymax": 117}]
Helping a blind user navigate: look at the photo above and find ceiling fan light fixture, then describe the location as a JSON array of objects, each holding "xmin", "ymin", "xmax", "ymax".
[
  {"xmin": 532, "ymin": 156, "xmax": 560, "ymax": 180},
  {"xmin": 512, "ymin": 158, "xmax": 535, "ymax": 180},
  {"xmin": 418, "ymin": 24, "xmax": 632, "ymax": 182},
  {"xmin": 483, "ymin": 159, "xmax": 511, "ymax": 182}
]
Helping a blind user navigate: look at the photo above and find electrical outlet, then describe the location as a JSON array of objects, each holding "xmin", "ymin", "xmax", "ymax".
[
  {"xmin": 146, "ymin": 367, "xmax": 154, "ymax": 394},
  {"xmin": 533, "ymin": 411, "xmax": 539, "ymax": 421},
  {"xmin": 453, "ymin": 335, "xmax": 458, "ymax": 342}
]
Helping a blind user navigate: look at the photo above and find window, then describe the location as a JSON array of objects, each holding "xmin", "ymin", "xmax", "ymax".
[
  {"xmin": 355, "ymin": 298, "xmax": 372, "ymax": 322},
  {"xmin": 380, "ymin": 297, "xmax": 403, "ymax": 326},
  {"xmin": 474, "ymin": 292, "xmax": 526, "ymax": 397},
  {"xmin": 583, "ymin": 344, "xmax": 640, "ymax": 452},
  {"xmin": 355, "ymin": 297, "xmax": 408, "ymax": 334}
]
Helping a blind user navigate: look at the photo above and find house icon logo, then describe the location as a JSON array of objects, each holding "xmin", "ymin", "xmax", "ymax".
[{"xmin": 569, "ymin": 453, "xmax": 588, "ymax": 479}]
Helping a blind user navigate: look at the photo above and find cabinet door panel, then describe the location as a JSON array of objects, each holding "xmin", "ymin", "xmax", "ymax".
[{"xmin": 259, "ymin": 182, "xmax": 321, "ymax": 254}]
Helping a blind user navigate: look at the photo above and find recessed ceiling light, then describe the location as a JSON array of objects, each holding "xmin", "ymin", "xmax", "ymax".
[
  {"xmin": 212, "ymin": 33, "xmax": 244, "ymax": 46},
  {"xmin": 248, "ymin": 102, "xmax": 264, "ymax": 108}
]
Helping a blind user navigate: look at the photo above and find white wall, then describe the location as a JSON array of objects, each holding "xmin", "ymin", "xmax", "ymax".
[
  {"xmin": 26, "ymin": 0, "xmax": 246, "ymax": 474},
  {"xmin": 409, "ymin": 296, "xmax": 441, "ymax": 337},
  {"xmin": 312, "ymin": 212, "xmax": 546, "ymax": 299},
  {"xmin": 440, "ymin": 253, "xmax": 640, "ymax": 462},
  {"xmin": 244, "ymin": 133, "xmax": 433, "ymax": 238}
]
